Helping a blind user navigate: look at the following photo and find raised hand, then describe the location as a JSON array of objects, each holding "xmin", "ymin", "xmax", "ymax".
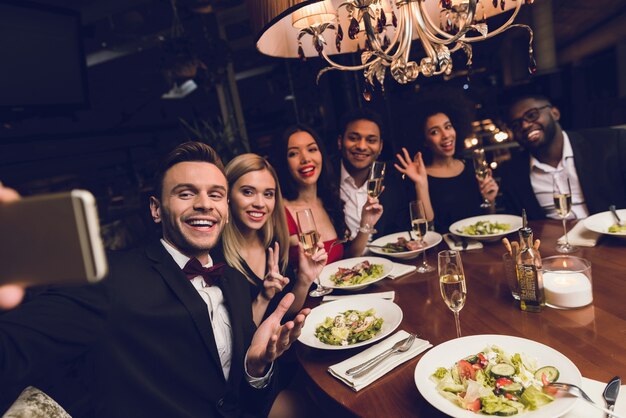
[
  {"xmin": 360, "ymin": 196, "xmax": 383, "ymax": 231},
  {"xmin": 394, "ymin": 148, "xmax": 428, "ymax": 188},
  {"xmin": 478, "ymin": 172, "xmax": 499, "ymax": 204},
  {"xmin": 260, "ymin": 242, "xmax": 290, "ymax": 301},
  {"xmin": 246, "ymin": 293, "xmax": 310, "ymax": 377},
  {"xmin": 297, "ymin": 241, "xmax": 327, "ymax": 287}
]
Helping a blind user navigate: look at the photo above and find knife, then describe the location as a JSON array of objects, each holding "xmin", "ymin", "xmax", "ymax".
[{"xmin": 603, "ymin": 375, "xmax": 621, "ymax": 417}]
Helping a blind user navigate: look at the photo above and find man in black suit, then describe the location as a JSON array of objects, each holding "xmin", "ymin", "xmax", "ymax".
[
  {"xmin": 0, "ymin": 142, "xmax": 309, "ymax": 417},
  {"xmin": 499, "ymin": 94, "xmax": 626, "ymax": 219},
  {"xmin": 336, "ymin": 109, "xmax": 411, "ymax": 239}
]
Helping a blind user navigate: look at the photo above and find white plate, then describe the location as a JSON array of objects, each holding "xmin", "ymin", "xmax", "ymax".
[
  {"xmin": 319, "ymin": 256, "xmax": 394, "ymax": 291},
  {"xmin": 414, "ymin": 334, "xmax": 581, "ymax": 418},
  {"xmin": 583, "ymin": 209, "xmax": 626, "ymax": 238},
  {"xmin": 450, "ymin": 214, "xmax": 523, "ymax": 242},
  {"xmin": 298, "ymin": 295, "xmax": 403, "ymax": 350},
  {"xmin": 368, "ymin": 231, "xmax": 443, "ymax": 260}
]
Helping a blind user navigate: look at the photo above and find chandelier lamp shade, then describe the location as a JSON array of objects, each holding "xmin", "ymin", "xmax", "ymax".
[{"xmin": 249, "ymin": 0, "xmax": 535, "ymax": 93}]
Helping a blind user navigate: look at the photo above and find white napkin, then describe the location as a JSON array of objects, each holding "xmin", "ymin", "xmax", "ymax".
[
  {"xmin": 563, "ymin": 377, "xmax": 626, "ymax": 418},
  {"xmin": 322, "ymin": 291, "xmax": 395, "ymax": 303},
  {"xmin": 388, "ymin": 263, "xmax": 417, "ymax": 280},
  {"xmin": 558, "ymin": 221, "xmax": 601, "ymax": 247},
  {"xmin": 328, "ymin": 330, "xmax": 432, "ymax": 392},
  {"xmin": 443, "ymin": 233, "xmax": 483, "ymax": 251}
]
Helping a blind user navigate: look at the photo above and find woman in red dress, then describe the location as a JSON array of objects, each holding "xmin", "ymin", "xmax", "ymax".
[{"xmin": 272, "ymin": 125, "xmax": 383, "ymax": 271}]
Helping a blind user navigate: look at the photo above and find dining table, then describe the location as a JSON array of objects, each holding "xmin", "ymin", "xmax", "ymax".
[{"xmin": 295, "ymin": 220, "xmax": 626, "ymax": 417}]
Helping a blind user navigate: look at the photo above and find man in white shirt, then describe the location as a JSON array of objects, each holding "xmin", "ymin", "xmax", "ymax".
[
  {"xmin": 0, "ymin": 142, "xmax": 309, "ymax": 417},
  {"xmin": 336, "ymin": 109, "xmax": 411, "ymax": 238},
  {"xmin": 499, "ymin": 94, "xmax": 626, "ymax": 219}
]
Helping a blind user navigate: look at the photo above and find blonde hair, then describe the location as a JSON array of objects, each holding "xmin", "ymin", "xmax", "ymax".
[{"xmin": 222, "ymin": 153, "xmax": 289, "ymax": 283}]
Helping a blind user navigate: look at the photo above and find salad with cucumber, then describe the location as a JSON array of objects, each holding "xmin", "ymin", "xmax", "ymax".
[
  {"xmin": 315, "ymin": 309, "xmax": 383, "ymax": 346},
  {"xmin": 431, "ymin": 345, "xmax": 560, "ymax": 416},
  {"xmin": 458, "ymin": 221, "xmax": 511, "ymax": 236}
]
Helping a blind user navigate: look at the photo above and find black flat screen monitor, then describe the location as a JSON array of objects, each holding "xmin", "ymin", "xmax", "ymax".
[{"xmin": 0, "ymin": 0, "xmax": 89, "ymax": 114}]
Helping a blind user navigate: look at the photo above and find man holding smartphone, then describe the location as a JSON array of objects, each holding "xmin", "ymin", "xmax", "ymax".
[{"xmin": 0, "ymin": 143, "xmax": 309, "ymax": 417}]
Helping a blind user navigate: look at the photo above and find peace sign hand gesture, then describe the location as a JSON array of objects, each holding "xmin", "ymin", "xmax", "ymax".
[{"xmin": 260, "ymin": 242, "xmax": 290, "ymax": 301}]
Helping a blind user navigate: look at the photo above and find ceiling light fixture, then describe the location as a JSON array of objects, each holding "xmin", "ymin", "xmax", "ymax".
[{"xmin": 252, "ymin": 0, "xmax": 535, "ymax": 99}]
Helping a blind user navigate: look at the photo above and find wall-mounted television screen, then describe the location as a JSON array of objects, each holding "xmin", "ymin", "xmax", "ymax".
[{"xmin": 0, "ymin": 0, "xmax": 89, "ymax": 114}]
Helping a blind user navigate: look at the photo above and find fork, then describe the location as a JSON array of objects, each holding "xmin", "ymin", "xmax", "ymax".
[
  {"xmin": 549, "ymin": 382, "xmax": 625, "ymax": 418},
  {"xmin": 345, "ymin": 334, "xmax": 417, "ymax": 378},
  {"xmin": 609, "ymin": 205, "xmax": 625, "ymax": 227}
]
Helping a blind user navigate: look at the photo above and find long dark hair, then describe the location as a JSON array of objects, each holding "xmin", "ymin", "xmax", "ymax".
[{"xmin": 271, "ymin": 124, "xmax": 349, "ymax": 239}]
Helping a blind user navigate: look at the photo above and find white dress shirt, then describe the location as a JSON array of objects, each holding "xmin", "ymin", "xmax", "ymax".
[
  {"xmin": 339, "ymin": 161, "xmax": 368, "ymax": 239},
  {"xmin": 529, "ymin": 131, "xmax": 589, "ymax": 220},
  {"xmin": 160, "ymin": 239, "xmax": 272, "ymax": 387}
]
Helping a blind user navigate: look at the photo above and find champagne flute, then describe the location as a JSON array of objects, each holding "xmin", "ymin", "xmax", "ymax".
[
  {"xmin": 410, "ymin": 200, "xmax": 435, "ymax": 273},
  {"xmin": 361, "ymin": 161, "xmax": 386, "ymax": 234},
  {"xmin": 438, "ymin": 250, "xmax": 467, "ymax": 338},
  {"xmin": 472, "ymin": 148, "xmax": 492, "ymax": 209},
  {"xmin": 553, "ymin": 171, "xmax": 578, "ymax": 254},
  {"xmin": 296, "ymin": 208, "xmax": 332, "ymax": 297}
]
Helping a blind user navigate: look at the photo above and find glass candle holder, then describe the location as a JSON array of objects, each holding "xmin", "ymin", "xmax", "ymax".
[
  {"xmin": 502, "ymin": 253, "xmax": 520, "ymax": 300},
  {"xmin": 542, "ymin": 255, "xmax": 593, "ymax": 309}
]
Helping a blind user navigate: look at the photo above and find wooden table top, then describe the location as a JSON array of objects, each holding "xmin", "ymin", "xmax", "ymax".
[{"xmin": 296, "ymin": 220, "xmax": 626, "ymax": 417}]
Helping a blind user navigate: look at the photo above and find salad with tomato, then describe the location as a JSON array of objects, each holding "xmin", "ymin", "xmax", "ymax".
[{"xmin": 431, "ymin": 346, "xmax": 560, "ymax": 416}]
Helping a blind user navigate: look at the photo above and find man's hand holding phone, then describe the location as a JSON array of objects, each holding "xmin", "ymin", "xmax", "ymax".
[{"xmin": 0, "ymin": 183, "xmax": 25, "ymax": 309}]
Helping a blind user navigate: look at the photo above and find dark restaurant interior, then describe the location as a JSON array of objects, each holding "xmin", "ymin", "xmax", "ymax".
[
  {"xmin": 2, "ymin": 0, "xmax": 625, "ymax": 249},
  {"xmin": 1, "ymin": 0, "xmax": 626, "ymax": 416}
]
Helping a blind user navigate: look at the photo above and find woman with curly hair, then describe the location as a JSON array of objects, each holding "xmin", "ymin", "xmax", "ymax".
[
  {"xmin": 394, "ymin": 94, "xmax": 499, "ymax": 233},
  {"xmin": 272, "ymin": 124, "xmax": 382, "ymax": 271},
  {"xmin": 221, "ymin": 153, "xmax": 327, "ymax": 324}
]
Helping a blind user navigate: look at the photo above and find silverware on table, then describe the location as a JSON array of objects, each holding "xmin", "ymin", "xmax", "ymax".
[
  {"xmin": 346, "ymin": 334, "xmax": 417, "ymax": 378},
  {"xmin": 603, "ymin": 376, "xmax": 621, "ymax": 418},
  {"xmin": 446, "ymin": 234, "xmax": 463, "ymax": 248},
  {"xmin": 549, "ymin": 382, "xmax": 625, "ymax": 418},
  {"xmin": 461, "ymin": 237, "xmax": 469, "ymax": 250},
  {"xmin": 609, "ymin": 205, "xmax": 625, "ymax": 227}
]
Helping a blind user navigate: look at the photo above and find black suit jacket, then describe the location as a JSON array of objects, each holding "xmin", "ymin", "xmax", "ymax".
[
  {"xmin": 498, "ymin": 128, "xmax": 626, "ymax": 219},
  {"xmin": 0, "ymin": 240, "xmax": 270, "ymax": 417},
  {"xmin": 334, "ymin": 157, "xmax": 413, "ymax": 238}
]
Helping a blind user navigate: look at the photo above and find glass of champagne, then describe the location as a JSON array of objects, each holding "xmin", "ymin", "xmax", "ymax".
[
  {"xmin": 362, "ymin": 161, "xmax": 386, "ymax": 234},
  {"xmin": 410, "ymin": 200, "xmax": 435, "ymax": 273},
  {"xmin": 296, "ymin": 208, "xmax": 332, "ymax": 297},
  {"xmin": 438, "ymin": 250, "xmax": 467, "ymax": 338},
  {"xmin": 553, "ymin": 171, "xmax": 578, "ymax": 254},
  {"xmin": 472, "ymin": 148, "xmax": 492, "ymax": 209}
]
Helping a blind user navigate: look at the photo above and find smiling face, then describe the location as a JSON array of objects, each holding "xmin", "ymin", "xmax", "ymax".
[
  {"xmin": 230, "ymin": 169, "xmax": 276, "ymax": 232},
  {"xmin": 509, "ymin": 98, "xmax": 560, "ymax": 151},
  {"xmin": 338, "ymin": 119, "xmax": 383, "ymax": 174},
  {"xmin": 286, "ymin": 130, "xmax": 323, "ymax": 187},
  {"xmin": 150, "ymin": 161, "xmax": 228, "ymax": 262},
  {"xmin": 424, "ymin": 113, "xmax": 456, "ymax": 159}
]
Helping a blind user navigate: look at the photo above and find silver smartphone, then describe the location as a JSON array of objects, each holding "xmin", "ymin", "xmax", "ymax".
[{"xmin": 0, "ymin": 190, "xmax": 108, "ymax": 285}]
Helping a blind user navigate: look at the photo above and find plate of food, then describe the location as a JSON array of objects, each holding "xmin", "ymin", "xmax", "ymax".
[
  {"xmin": 298, "ymin": 295, "xmax": 403, "ymax": 350},
  {"xmin": 583, "ymin": 209, "xmax": 626, "ymax": 239},
  {"xmin": 450, "ymin": 215, "xmax": 522, "ymax": 242},
  {"xmin": 318, "ymin": 257, "xmax": 394, "ymax": 291},
  {"xmin": 414, "ymin": 334, "xmax": 581, "ymax": 418},
  {"xmin": 368, "ymin": 231, "xmax": 443, "ymax": 260}
]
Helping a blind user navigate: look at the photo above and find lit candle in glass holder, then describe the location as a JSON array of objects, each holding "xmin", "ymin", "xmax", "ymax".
[{"xmin": 542, "ymin": 256, "xmax": 593, "ymax": 309}]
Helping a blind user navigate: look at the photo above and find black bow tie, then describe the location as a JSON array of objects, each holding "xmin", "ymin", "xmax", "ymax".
[{"xmin": 182, "ymin": 258, "xmax": 224, "ymax": 286}]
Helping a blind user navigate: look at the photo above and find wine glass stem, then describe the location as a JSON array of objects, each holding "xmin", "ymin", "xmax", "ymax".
[
  {"xmin": 561, "ymin": 218, "xmax": 570, "ymax": 246},
  {"xmin": 453, "ymin": 311, "xmax": 462, "ymax": 338},
  {"xmin": 421, "ymin": 243, "xmax": 428, "ymax": 266}
]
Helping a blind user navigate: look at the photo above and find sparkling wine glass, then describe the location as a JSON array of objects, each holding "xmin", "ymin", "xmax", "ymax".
[
  {"xmin": 438, "ymin": 250, "xmax": 467, "ymax": 338},
  {"xmin": 553, "ymin": 171, "xmax": 578, "ymax": 254},
  {"xmin": 296, "ymin": 208, "xmax": 332, "ymax": 297},
  {"xmin": 410, "ymin": 200, "xmax": 435, "ymax": 273},
  {"xmin": 361, "ymin": 161, "xmax": 386, "ymax": 234},
  {"xmin": 472, "ymin": 148, "xmax": 492, "ymax": 209}
]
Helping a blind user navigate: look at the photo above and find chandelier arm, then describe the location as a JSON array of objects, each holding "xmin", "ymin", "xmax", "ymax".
[
  {"xmin": 413, "ymin": 0, "xmax": 477, "ymax": 44},
  {"xmin": 319, "ymin": 50, "xmax": 384, "ymax": 72},
  {"xmin": 362, "ymin": 10, "xmax": 394, "ymax": 61},
  {"xmin": 458, "ymin": 1, "xmax": 524, "ymax": 42},
  {"xmin": 387, "ymin": 1, "xmax": 411, "ymax": 61}
]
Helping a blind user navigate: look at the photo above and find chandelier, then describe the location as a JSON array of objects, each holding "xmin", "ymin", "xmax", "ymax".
[{"xmin": 251, "ymin": 0, "xmax": 535, "ymax": 98}]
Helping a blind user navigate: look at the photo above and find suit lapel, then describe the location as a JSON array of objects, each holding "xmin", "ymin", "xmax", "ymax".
[
  {"xmin": 145, "ymin": 241, "xmax": 224, "ymax": 377},
  {"xmin": 568, "ymin": 132, "xmax": 595, "ymax": 211},
  {"xmin": 218, "ymin": 269, "xmax": 247, "ymax": 385}
]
